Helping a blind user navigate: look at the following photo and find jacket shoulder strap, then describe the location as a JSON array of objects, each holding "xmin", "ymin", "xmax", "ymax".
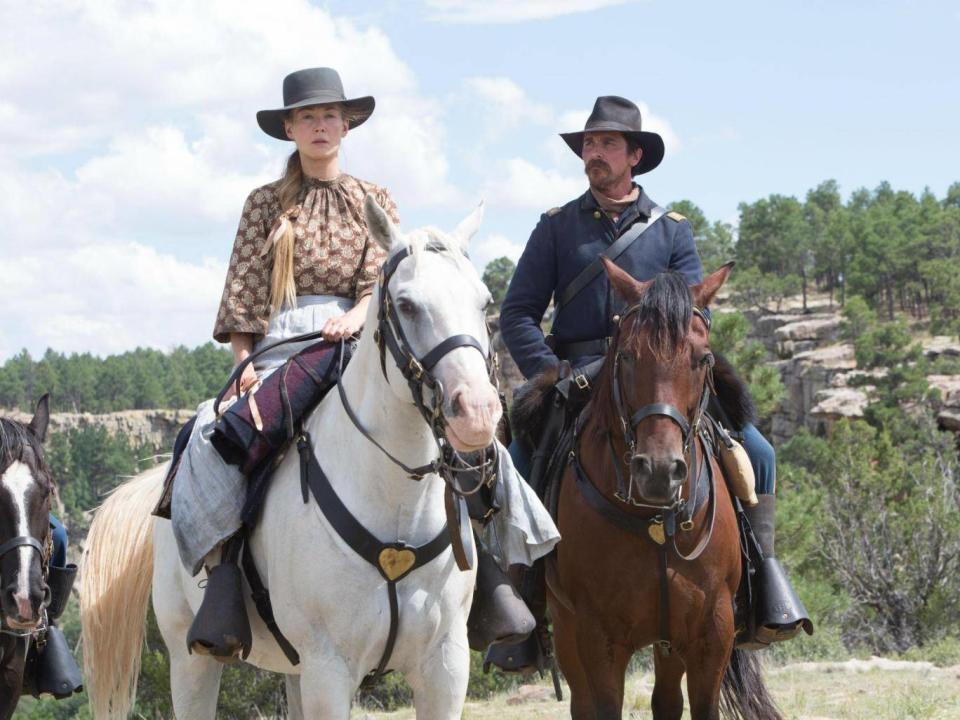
[{"xmin": 555, "ymin": 206, "xmax": 666, "ymax": 310}]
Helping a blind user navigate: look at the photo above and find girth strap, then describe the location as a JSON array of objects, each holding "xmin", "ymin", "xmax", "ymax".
[{"xmin": 297, "ymin": 431, "xmax": 450, "ymax": 679}]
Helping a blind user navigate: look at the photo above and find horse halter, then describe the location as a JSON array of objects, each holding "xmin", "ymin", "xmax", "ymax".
[
  {"xmin": 0, "ymin": 497, "xmax": 52, "ymax": 637},
  {"xmin": 338, "ymin": 241, "xmax": 499, "ymax": 489},
  {"xmin": 609, "ymin": 304, "xmax": 714, "ymax": 512}
]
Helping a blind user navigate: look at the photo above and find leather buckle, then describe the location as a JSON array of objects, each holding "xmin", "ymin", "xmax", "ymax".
[
  {"xmin": 574, "ymin": 373, "xmax": 589, "ymax": 391},
  {"xmin": 408, "ymin": 357, "xmax": 425, "ymax": 380},
  {"xmin": 680, "ymin": 519, "xmax": 694, "ymax": 532}
]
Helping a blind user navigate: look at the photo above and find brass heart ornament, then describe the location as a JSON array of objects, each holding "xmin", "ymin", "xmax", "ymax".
[{"xmin": 378, "ymin": 547, "xmax": 416, "ymax": 581}]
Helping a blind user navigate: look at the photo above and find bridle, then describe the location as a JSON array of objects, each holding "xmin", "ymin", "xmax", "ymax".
[
  {"xmin": 0, "ymin": 473, "xmax": 52, "ymax": 639},
  {"xmin": 607, "ymin": 304, "xmax": 714, "ymax": 514},
  {"xmin": 337, "ymin": 241, "xmax": 499, "ymax": 492}
]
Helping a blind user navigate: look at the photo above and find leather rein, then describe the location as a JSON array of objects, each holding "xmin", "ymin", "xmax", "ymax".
[{"xmin": 570, "ymin": 303, "xmax": 719, "ymax": 655}]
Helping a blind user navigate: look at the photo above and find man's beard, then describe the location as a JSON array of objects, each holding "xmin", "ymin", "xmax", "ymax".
[{"xmin": 584, "ymin": 159, "xmax": 623, "ymax": 192}]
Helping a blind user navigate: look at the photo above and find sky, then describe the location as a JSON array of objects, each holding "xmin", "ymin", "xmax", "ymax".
[{"xmin": 1, "ymin": 0, "xmax": 958, "ymax": 361}]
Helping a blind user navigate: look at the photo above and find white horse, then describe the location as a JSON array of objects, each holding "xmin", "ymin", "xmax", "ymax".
[{"xmin": 80, "ymin": 197, "xmax": 503, "ymax": 719}]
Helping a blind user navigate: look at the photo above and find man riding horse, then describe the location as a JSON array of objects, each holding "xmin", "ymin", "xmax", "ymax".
[{"xmin": 491, "ymin": 95, "xmax": 810, "ymax": 672}]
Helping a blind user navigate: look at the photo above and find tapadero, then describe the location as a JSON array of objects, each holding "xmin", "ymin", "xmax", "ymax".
[{"xmin": 500, "ymin": 185, "xmax": 700, "ymax": 379}]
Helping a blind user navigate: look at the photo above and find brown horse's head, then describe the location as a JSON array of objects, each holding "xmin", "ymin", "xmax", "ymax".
[
  {"xmin": 0, "ymin": 396, "xmax": 53, "ymax": 631},
  {"xmin": 596, "ymin": 260, "xmax": 732, "ymax": 506}
]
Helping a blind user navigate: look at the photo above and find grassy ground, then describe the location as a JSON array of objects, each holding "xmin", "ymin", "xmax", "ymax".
[{"xmin": 351, "ymin": 658, "xmax": 960, "ymax": 719}]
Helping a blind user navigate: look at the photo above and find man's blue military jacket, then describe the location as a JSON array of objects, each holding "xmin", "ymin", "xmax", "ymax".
[{"xmin": 500, "ymin": 185, "xmax": 702, "ymax": 379}]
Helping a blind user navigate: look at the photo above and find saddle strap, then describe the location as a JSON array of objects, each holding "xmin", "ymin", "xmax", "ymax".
[
  {"xmin": 297, "ymin": 431, "xmax": 451, "ymax": 679},
  {"xmin": 240, "ymin": 545, "xmax": 301, "ymax": 666}
]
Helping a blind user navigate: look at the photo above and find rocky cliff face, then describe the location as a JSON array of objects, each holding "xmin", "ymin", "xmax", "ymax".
[
  {"xmin": 1, "ymin": 407, "xmax": 191, "ymax": 450},
  {"xmin": 743, "ymin": 297, "xmax": 960, "ymax": 445}
]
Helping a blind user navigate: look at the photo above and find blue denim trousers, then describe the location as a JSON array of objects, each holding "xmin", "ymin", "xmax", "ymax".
[{"xmin": 50, "ymin": 514, "xmax": 68, "ymax": 568}]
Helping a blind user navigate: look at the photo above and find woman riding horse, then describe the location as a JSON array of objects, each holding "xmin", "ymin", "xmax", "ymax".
[{"xmin": 172, "ymin": 67, "xmax": 557, "ymax": 661}]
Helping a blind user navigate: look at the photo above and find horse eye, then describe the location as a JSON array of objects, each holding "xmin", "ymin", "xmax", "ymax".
[{"xmin": 396, "ymin": 298, "xmax": 417, "ymax": 317}]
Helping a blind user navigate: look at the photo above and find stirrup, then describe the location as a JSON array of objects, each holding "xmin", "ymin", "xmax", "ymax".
[
  {"xmin": 483, "ymin": 625, "xmax": 549, "ymax": 675},
  {"xmin": 738, "ymin": 556, "xmax": 814, "ymax": 649},
  {"xmin": 28, "ymin": 624, "xmax": 84, "ymax": 699},
  {"xmin": 467, "ymin": 549, "xmax": 535, "ymax": 652},
  {"xmin": 186, "ymin": 562, "xmax": 252, "ymax": 662}
]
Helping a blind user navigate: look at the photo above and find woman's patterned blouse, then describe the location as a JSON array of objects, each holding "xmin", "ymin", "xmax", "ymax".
[{"xmin": 213, "ymin": 174, "xmax": 398, "ymax": 343}]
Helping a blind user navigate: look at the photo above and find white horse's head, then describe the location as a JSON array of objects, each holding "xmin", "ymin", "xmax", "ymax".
[{"xmin": 364, "ymin": 196, "xmax": 502, "ymax": 453}]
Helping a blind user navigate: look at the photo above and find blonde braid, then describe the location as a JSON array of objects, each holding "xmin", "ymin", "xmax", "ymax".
[{"xmin": 268, "ymin": 150, "xmax": 303, "ymax": 313}]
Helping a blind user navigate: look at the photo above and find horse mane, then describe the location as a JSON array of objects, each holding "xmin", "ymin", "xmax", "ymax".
[
  {"xmin": 711, "ymin": 351, "xmax": 756, "ymax": 430},
  {"xmin": 587, "ymin": 272, "xmax": 693, "ymax": 436},
  {"xmin": 0, "ymin": 416, "xmax": 52, "ymax": 488}
]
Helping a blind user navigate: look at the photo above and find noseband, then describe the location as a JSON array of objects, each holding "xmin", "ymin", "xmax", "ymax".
[
  {"xmin": 609, "ymin": 305, "xmax": 714, "ymax": 512},
  {"xmin": 0, "ymin": 489, "xmax": 52, "ymax": 638},
  {"xmin": 338, "ymin": 241, "xmax": 499, "ymax": 489}
]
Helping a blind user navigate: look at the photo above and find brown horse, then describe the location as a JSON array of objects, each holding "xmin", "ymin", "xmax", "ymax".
[
  {"xmin": 548, "ymin": 262, "xmax": 782, "ymax": 720},
  {"xmin": 0, "ymin": 397, "xmax": 54, "ymax": 720}
]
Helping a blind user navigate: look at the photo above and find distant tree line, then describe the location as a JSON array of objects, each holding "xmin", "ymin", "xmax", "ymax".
[
  {"xmin": 481, "ymin": 179, "xmax": 960, "ymax": 331},
  {"xmin": 681, "ymin": 180, "xmax": 960, "ymax": 329},
  {"xmin": 0, "ymin": 344, "xmax": 234, "ymax": 413}
]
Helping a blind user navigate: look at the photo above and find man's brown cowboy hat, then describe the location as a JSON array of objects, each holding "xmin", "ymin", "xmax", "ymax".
[
  {"xmin": 256, "ymin": 67, "xmax": 375, "ymax": 141},
  {"xmin": 560, "ymin": 95, "xmax": 664, "ymax": 175}
]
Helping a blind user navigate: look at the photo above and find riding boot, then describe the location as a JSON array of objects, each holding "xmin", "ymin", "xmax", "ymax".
[
  {"xmin": 740, "ymin": 495, "xmax": 814, "ymax": 648},
  {"xmin": 186, "ymin": 535, "xmax": 252, "ymax": 662},
  {"xmin": 25, "ymin": 564, "xmax": 83, "ymax": 699},
  {"xmin": 483, "ymin": 560, "xmax": 550, "ymax": 675},
  {"xmin": 467, "ymin": 545, "xmax": 535, "ymax": 652}
]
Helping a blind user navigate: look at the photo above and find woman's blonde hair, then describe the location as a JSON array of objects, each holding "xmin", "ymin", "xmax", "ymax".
[{"xmin": 267, "ymin": 103, "xmax": 360, "ymax": 313}]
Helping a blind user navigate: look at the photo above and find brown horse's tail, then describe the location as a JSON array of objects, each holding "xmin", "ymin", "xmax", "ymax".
[{"xmin": 719, "ymin": 648, "xmax": 784, "ymax": 720}]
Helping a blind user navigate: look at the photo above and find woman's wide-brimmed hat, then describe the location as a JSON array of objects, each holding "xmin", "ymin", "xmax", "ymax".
[
  {"xmin": 256, "ymin": 67, "xmax": 375, "ymax": 141},
  {"xmin": 560, "ymin": 96, "xmax": 664, "ymax": 175}
]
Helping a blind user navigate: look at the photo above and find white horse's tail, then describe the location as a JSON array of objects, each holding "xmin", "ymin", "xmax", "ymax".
[{"xmin": 79, "ymin": 463, "xmax": 166, "ymax": 720}]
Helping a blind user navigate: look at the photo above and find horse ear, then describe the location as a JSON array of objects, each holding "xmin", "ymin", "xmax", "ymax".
[
  {"xmin": 451, "ymin": 201, "xmax": 484, "ymax": 252},
  {"xmin": 602, "ymin": 257, "xmax": 652, "ymax": 304},
  {"xmin": 692, "ymin": 262, "xmax": 735, "ymax": 308},
  {"xmin": 28, "ymin": 393, "xmax": 50, "ymax": 443},
  {"xmin": 364, "ymin": 194, "xmax": 398, "ymax": 252}
]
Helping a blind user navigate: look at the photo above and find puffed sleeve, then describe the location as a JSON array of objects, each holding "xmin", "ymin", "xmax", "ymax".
[
  {"xmin": 212, "ymin": 188, "xmax": 276, "ymax": 343},
  {"xmin": 354, "ymin": 188, "xmax": 397, "ymax": 299}
]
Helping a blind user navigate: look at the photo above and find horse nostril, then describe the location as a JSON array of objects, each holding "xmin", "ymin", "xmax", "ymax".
[
  {"xmin": 670, "ymin": 458, "xmax": 688, "ymax": 483},
  {"xmin": 450, "ymin": 390, "xmax": 464, "ymax": 417},
  {"xmin": 630, "ymin": 453, "xmax": 652, "ymax": 479},
  {"xmin": 43, "ymin": 583, "xmax": 52, "ymax": 608}
]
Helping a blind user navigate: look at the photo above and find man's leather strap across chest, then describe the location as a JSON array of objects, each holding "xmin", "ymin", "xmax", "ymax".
[{"xmin": 555, "ymin": 205, "xmax": 666, "ymax": 311}]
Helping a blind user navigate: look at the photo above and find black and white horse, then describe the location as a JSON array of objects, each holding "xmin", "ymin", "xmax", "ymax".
[{"xmin": 0, "ymin": 396, "xmax": 53, "ymax": 719}]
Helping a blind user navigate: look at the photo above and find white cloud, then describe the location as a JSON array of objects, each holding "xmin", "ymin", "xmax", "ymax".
[
  {"xmin": 470, "ymin": 233, "xmax": 525, "ymax": 272},
  {"xmin": 1, "ymin": 244, "xmax": 225, "ymax": 358},
  {"xmin": 425, "ymin": 0, "xmax": 642, "ymax": 24},
  {"xmin": 483, "ymin": 158, "xmax": 584, "ymax": 210},
  {"xmin": 464, "ymin": 77, "xmax": 554, "ymax": 129},
  {"xmin": 0, "ymin": 0, "xmax": 462, "ymax": 358}
]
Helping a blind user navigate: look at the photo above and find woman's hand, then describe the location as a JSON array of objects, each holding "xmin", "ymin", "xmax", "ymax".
[
  {"xmin": 322, "ymin": 305, "xmax": 365, "ymax": 341},
  {"xmin": 223, "ymin": 363, "xmax": 258, "ymax": 401}
]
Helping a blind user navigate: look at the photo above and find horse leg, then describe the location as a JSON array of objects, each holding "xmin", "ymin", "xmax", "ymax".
[
  {"xmin": 407, "ymin": 632, "xmax": 470, "ymax": 719},
  {"xmin": 285, "ymin": 674, "xmax": 304, "ymax": 720},
  {"xmin": 651, "ymin": 649, "xmax": 686, "ymax": 720},
  {"xmin": 0, "ymin": 643, "xmax": 25, "ymax": 720},
  {"xmin": 153, "ymin": 536, "xmax": 223, "ymax": 719},
  {"xmin": 572, "ymin": 618, "xmax": 632, "ymax": 720},
  {"xmin": 552, "ymin": 599, "xmax": 595, "ymax": 720},
  {"xmin": 297, "ymin": 648, "xmax": 354, "ymax": 719},
  {"xmin": 683, "ymin": 605, "xmax": 735, "ymax": 720}
]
